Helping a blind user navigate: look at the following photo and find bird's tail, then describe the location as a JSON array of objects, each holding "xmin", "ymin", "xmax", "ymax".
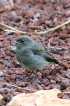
[
  {"xmin": 53, "ymin": 59, "xmax": 68, "ymax": 69},
  {"xmin": 45, "ymin": 55, "xmax": 68, "ymax": 69}
]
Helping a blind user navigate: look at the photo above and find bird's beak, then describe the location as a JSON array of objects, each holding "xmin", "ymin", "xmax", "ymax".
[
  {"xmin": 15, "ymin": 41, "xmax": 18, "ymax": 45},
  {"xmin": 15, "ymin": 41, "xmax": 21, "ymax": 45},
  {"xmin": 15, "ymin": 41, "xmax": 18, "ymax": 44}
]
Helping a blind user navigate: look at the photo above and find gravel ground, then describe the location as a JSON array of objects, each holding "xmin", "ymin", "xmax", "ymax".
[{"xmin": 0, "ymin": 0, "xmax": 70, "ymax": 105}]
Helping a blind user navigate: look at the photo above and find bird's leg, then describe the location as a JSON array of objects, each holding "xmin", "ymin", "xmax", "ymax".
[
  {"xmin": 26, "ymin": 70, "xmax": 33, "ymax": 81},
  {"xmin": 30, "ymin": 70, "xmax": 38, "ymax": 84}
]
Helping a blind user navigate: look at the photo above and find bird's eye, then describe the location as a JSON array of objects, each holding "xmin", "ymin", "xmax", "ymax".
[{"xmin": 21, "ymin": 40, "xmax": 24, "ymax": 43}]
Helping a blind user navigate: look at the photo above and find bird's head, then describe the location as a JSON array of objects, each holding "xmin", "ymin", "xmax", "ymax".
[{"xmin": 16, "ymin": 35, "xmax": 34, "ymax": 49}]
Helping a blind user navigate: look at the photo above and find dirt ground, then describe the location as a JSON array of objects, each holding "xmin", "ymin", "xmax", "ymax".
[{"xmin": 0, "ymin": 0, "xmax": 70, "ymax": 105}]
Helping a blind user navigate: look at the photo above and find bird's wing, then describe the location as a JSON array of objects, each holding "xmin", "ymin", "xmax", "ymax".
[
  {"xmin": 27, "ymin": 42, "xmax": 67, "ymax": 68},
  {"xmin": 30, "ymin": 42, "xmax": 62, "ymax": 64},
  {"xmin": 30, "ymin": 42, "xmax": 51, "ymax": 57}
]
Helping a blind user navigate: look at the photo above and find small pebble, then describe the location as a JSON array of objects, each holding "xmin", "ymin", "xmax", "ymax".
[
  {"xmin": 11, "ymin": 40, "xmax": 16, "ymax": 46},
  {"xmin": 61, "ymin": 79, "xmax": 70, "ymax": 85},
  {"xmin": 3, "ymin": 60, "xmax": 9, "ymax": 66},
  {"xmin": 0, "ymin": 72, "xmax": 3, "ymax": 77}
]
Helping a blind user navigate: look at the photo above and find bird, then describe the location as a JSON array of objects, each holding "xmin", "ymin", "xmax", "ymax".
[{"xmin": 14, "ymin": 35, "xmax": 67, "ymax": 83}]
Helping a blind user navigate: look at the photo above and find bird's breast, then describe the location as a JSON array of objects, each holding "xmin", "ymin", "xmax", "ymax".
[{"xmin": 16, "ymin": 50, "xmax": 49, "ymax": 70}]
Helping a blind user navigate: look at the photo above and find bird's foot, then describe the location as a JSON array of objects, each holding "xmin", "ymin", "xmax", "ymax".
[
  {"xmin": 26, "ymin": 70, "xmax": 33, "ymax": 81},
  {"xmin": 30, "ymin": 70, "xmax": 39, "ymax": 84},
  {"xmin": 30, "ymin": 76, "xmax": 36, "ymax": 84}
]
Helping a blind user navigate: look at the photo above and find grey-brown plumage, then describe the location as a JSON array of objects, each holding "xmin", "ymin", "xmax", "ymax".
[{"xmin": 15, "ymin": 35, "xmax": 67, "ymax": 71}]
